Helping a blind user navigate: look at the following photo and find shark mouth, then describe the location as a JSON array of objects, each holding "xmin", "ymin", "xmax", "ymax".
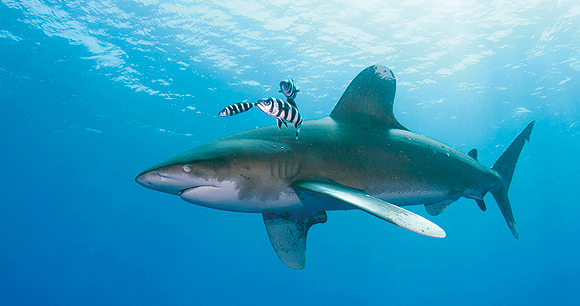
[
  {"xmin": 179, "ymin": 185, "xmax": 226, "ymax": 206},
  {"xmin": 179, "ymin": 185, "xmax": 216, "ymax": 196}
]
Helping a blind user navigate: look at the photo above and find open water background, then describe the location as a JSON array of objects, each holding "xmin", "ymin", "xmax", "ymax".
[{"xmin": 1, "ymin": 1, "xmax": 579, "ymax": 305}]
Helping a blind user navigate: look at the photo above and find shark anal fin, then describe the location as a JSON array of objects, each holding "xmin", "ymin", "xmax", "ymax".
[
  {"xmin": 263, "ymin": 210, "xmax": 327, "ymax": 270},
  {"xmin": 475, "ymin": 199, "xmax": 487, "ymax": 211},
  {"xmin": 292, "ymin": 180, "xmax": 445, "ymax": 238}
]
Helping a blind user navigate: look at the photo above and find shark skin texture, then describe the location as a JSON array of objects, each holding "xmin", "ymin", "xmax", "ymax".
[{"xmin": 136, "ymin": 65, "xmax": 534, "ymax": 270}]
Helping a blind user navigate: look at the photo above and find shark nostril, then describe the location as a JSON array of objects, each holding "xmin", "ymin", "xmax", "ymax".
[{"xmin": 158, "ymin": 172, "xmax": 172, "ymax": 179}]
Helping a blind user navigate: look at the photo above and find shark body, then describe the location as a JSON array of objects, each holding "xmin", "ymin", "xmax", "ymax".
[{"xmin": 136, "ymin": 65, "xmax": 534, "ymax": 269}]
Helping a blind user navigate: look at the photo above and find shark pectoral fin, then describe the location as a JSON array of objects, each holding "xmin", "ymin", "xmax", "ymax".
[
  {"xmin": 292, "ymin": 180, "xmax": 446, "ymax": 238},
  {"xmin": 263, "ymin": 210, "xmax": 327, "ymax": 270}
]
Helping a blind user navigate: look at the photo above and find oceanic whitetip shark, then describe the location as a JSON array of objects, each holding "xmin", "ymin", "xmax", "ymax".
[{"xmin": 136, "ymin": 65, "xmax": 534, "ymax": 270}]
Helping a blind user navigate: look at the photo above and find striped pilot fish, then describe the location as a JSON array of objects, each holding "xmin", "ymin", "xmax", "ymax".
[
  {"xmin": 256, "ymin": 97, "xmax": 303, "ymax": 138},
  {"xmin": 279, "ymin": 79, "xmax": 300, "ymax": 103},
  {"xmin": 218, "ymin": 102, "xmax": 256, "ymax": 117}
]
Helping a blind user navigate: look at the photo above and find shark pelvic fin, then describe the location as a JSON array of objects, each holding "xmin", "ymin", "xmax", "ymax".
[
  {"xmin": 263, "ymin": 210, "xmax": 327, "ymax": 270},
  {"xmin": 425, "ymin": 199, "xmax": 457, "ymax": 216},
  {"xmin": 292, "ymin": 179, "xmax": 445, "ymax": 238},
  {"xmin": 330, "ymin": 65, "xmax": 407, "ymax": 130}
]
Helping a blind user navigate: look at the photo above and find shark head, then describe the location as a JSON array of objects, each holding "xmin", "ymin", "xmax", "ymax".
[{"xmin": 135, "ymin": 137, "xmax": 301, "ymax": 212}]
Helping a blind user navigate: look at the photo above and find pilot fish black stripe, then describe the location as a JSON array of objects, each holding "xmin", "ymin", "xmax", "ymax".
[
  {"xmin": 279, "ymin": 79, "xmax": 300, "ymax": 101},
  {"xmin": 219, "ymin": 102, "xmax": 255, "ymax": 117},
  {"xmin": 277, "ymin": 98, "xmax": 298, "ymax": 124},
  {"xmin": 256, "ymin": 97, "xmax": 303, "ymax": 130}
]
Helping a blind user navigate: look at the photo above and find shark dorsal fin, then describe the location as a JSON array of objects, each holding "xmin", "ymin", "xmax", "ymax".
[{"xmin": 330, "ymin": 65, "xmax": 407, "ymax": 130}]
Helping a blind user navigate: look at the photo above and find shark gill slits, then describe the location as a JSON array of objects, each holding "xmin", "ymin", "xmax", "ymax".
[{"xmin": 268, "ymin": 151, "xmax": 298, "ymax": 180}]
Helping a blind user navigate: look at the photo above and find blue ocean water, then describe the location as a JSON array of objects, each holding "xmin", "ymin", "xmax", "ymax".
[{"xmin": 1, "ymin": 0, "xmax": 579, "ymax": 305}]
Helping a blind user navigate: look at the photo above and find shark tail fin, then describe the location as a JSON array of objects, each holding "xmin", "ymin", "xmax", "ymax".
[{"xmin": 490, "ymin": 121, "xmax": 535, "ymax": 239}]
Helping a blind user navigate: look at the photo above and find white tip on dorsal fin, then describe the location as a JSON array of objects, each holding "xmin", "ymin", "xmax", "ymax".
[{"xmin": 330, "ymin": 65, "xmax": 407, "ymax": 130}]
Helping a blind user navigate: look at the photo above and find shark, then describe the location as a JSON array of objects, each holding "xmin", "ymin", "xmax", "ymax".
[{"xmin": 135, "ymin": 65, "xmax": 535, "ymax": 270}]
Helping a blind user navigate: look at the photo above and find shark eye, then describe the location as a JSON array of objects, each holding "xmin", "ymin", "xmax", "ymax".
[
  {"xmin": 264, "ymin": 100, "xmax": 271, "ymax": 106},
  {"xmin": 183, "ymin": 165, "xmax": 192, "ymax": 172}
]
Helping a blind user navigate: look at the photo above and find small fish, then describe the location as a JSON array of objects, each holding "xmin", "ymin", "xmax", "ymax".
[
  {"xmin": 256, "ymin": 97, "xmax": 303, "ymax": 138},
  {"xmin": 219, "ymin": 102, "xmax": 256, "ymax": 117},
  {"xmin": 279, "ymin": 79, "xmax": 300, "ymax": 103}
]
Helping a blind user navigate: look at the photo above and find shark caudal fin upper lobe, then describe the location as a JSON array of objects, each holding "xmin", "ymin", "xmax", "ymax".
[{"xmin": 491, "ymin": 121, "xmax": 535, "ymax": 239}]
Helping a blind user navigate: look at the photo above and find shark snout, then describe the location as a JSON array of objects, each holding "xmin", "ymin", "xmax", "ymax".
[
  {"xmin": 135, "ymin": 169, "xmax": 191, "ymax": 195},
  {"xmin": 135, "ymin": 170, "xmax": 157, "ymax": 187}
]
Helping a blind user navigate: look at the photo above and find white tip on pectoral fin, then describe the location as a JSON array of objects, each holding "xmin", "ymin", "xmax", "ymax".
[{"xmin": 292, "ymin": 180, "xmax": 446, "ymax": 238}]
